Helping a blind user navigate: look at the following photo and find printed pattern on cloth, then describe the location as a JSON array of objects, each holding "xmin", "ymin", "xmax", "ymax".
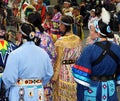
[{"xmin": 58, "ymin": 47, "xmax": 81, "ymax": 101}]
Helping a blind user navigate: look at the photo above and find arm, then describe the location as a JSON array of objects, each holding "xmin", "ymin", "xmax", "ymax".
[
  {"xmin": 51, "ymin": 46, "xmax": 63, "ymax": 82},
  {"xmin": 42, "ymin": 54, "xmax": 54, "ymax": 86},
  {"xmin": 72, "ymin": 46, "xmax": 92, "ymax": 87},
  {"xmin": 2, "ymin": 53, "xmax": 19, "ymax": 90}
]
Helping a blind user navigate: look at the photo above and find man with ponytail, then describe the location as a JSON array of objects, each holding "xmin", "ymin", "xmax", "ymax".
[{"xmin": 2, "ymin": 23, "xmax": 53, "ymax": 101}]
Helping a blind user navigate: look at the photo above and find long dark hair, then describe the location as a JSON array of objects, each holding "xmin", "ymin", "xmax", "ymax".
[
  {"xmin": 20, "ymin": 23, "xmax": 35, "ymax": 41},
  {"xmin": 28, "ymin": 12, "xmax": 44, "ymax": 33}
]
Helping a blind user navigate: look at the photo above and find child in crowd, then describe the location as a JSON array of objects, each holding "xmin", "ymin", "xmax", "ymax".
[
  {"xmin": 51, "ymin": 4, "xmax": 62, "ymax": 43},
  {"xmin": 42, "ymin": 11, "xmax": 53, "ymax": 36},
  {"xmin": 72, "ymin": 6, "xmax": 84, "ymax": 40},
  {"xmin": 62, "ymin": 0, "xmax": 73, "ymax": 16},
  {"xmin": 88, "ymin": 9, "xmax": 97, "ymax": 30}
]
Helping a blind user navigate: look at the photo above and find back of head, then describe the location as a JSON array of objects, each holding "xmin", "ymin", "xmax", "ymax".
[
  {"xmin": 61, "ymin": 15, "xmax": 74, "ymax": 25},
  {"xmin": 54, "ymin": 4, "xmax": 61, "ymax": 12},
  {"xmin": 20, "ymin": 23, "xmax": 35, "ymax": 41},
  {"xmin": 95, "ymin": 7, "xmax": 102, "ymax": 17},
  {"xmin": 28, "ymin": 12, "xmax": 44, "ymax": 33},
  {"xmin": 94, "ymin": 8, "xmax": 114, "ymax": 38},
  {"xmin": 60, "ymin": 15, "xmax": 74, "ymax": 35},
  {"xmin": 73, "ymin": 6, "xmax": 80, "ymax": 11}
]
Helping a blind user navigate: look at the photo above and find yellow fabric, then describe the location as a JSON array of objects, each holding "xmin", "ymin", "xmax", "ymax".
[
  {"xmin": 52, "ymin": 46, "xmax": 63, "ymax": 81},
  {"xmin": 52, "ymin": 33, "xmax": 82, "ymax": 101},
  {"xmin": 51, "ymin": 34, "xmax": 59, "ymax": 43},
  {"xmin": 55, "ymin": 33, "xmax": 81, "ymax": 48}
]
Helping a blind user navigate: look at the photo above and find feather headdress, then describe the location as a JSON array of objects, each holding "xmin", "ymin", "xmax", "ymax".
[
  {"xmin": 101, "ymin": 7, "xmax": 110, "ymax": 25},
  {"xmin": 94, "ymin": 7, "xmax": 113, "ymax": 38}
]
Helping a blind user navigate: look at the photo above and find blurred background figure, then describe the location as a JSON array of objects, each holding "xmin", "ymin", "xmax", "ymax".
[
  {"xmin": 50, "ymin": 4, "xmax": 62, "ymax": 43},
  {"xmin": 42, "ymin": 11, "xmax": 53, "ymax": 36},
  {"xmin": 72, "ymin": 6, "xmax": 84, "ymax": 40},
  {"xmin": 62, "ymin": 0, "xmax": 73, "ymax": 16},
  {"xmin": 34, "ymin": 0, "xmax": 47, "ymax": 23}
]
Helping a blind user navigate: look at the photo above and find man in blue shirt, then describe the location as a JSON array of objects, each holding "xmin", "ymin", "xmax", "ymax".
[{"xmin": 2, "ymin": 23, "xmax": 53, "ymax": 101}]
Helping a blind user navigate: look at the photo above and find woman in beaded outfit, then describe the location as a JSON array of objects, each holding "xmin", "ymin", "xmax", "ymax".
[
  {"xmin": 28, "ymin": 12, "xmax": 56, "ymax": 101},
  {"xmin": 72, "ymin": 8, "xmax": 120, "ymax": 101},
  {"xmin": 51, "ymin": 15, "xmax": 82, "ymax": 101},
  {"xmin": 28, "ymin": 12, "xmax": 56, "ymax": 63}
]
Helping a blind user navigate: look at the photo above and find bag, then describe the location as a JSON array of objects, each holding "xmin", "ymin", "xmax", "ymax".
[{"xmin": 92, "ymin": 41, "xmax": 119, "ymax": 66}]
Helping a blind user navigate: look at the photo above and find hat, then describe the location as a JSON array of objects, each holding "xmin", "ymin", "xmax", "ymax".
[
  {"xmin": 91, "ymin": 9, "xmax": 95, "ymax": 12},
  {"xmin": 64, "ymin": 0, "xmax": 71, "ymax": 4},
  {"xmin": 94, "ymin": 8, "xmax": 114, "ymax": 38}
]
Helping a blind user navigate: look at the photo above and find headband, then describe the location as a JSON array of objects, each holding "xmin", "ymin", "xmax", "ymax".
[
  {"xmin": 19, "ymin": 27, "xmax": 27, "ymax": 36},
  {"xmin": 60, "ymin": 21, "xmax": 71, "ymax": 26},
  {"xmin": 64, "ymin": 2, "xmax": 71, "ymax": 4}
]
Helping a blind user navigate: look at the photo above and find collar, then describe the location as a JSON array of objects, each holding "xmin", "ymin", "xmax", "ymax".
[{"xmin": 22, "ymin": 41, "xmax": 35, "ymax": 46}]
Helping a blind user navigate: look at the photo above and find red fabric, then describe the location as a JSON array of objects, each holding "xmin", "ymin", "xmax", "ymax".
[
  {"xmin": 35, "ymin": 5, "xmax": 46, "ymax": 23},
  {"xmin": 73, "ymin": 65, "xmax": 91, "ymax": 74}
]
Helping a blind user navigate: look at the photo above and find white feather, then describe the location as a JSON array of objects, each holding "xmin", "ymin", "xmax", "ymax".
[{"xmin": 101, "ymin": 8, "xmax": 110, "ymax": 24}]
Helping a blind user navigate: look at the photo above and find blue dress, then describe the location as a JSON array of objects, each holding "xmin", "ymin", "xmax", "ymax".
[
  {"xmin": 72, "ymin": 41, "xmax": 120, "ymax": 101},
  {"xmin": 2, "ymin": 41, "xmax": 53, "ymax": 101}
]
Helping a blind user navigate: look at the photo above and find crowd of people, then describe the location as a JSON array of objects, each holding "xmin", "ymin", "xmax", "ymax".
[{"xmin": 0, "ymin": 0, "xmax": 119, "ymax": 101}]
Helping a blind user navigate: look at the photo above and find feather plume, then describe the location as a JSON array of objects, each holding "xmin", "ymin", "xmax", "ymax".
[{"xmin": 101, "ymin": 8, "xmax": 110, "ymax": 24}]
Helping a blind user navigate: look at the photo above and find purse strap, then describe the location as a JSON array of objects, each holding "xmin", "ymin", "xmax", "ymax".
[{"xmin": 92, "ymin": 41, "xmax": 119, "ymax": 66}]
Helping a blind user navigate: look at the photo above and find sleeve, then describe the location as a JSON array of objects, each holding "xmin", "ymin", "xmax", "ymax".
[
  {"xmin": 46, "ymin": 36, "xmax": 57, "ymax": 62},
  {"xmin": 72, "ymin": 46, "xmax": 92, "ymax": 87},
  {"xmin": 42, "ymin": 54, "xmax": 54, "ymax": 86},
  {"xmin": 52, "ymin": 46, "xmax": 63, "ymax": 81},
  {"xmin": 78, "ymin": 16, "xmax": 83, "ymax": 26},
  {"xmin": 2, "ymin": 52, "xmax": 19, "ymax": 90}
]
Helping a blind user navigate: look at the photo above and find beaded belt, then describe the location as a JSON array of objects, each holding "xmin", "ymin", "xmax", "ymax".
[
  {"xmin": 62, "ymin": 60, "xmax": 75, "ymax": 64},
  {"xmin": 17, "ymin": 79, "xmax": 42, "ymax": 86},
  {"xmin": 91, "ymin": 75, "xmax": 114, "ymax": 82}
]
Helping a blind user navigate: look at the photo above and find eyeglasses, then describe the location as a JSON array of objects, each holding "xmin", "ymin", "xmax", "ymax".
[{"xmin": 19, "ymin": 87, "xmax": 25, "ymax": 101}]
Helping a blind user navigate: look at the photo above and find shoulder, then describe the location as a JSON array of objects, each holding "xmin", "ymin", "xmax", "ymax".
[
  {"xmin": 55, "ymin": 34, "xmax": 81, "ymax": 47},
  {"xmin": 82, "ymin": 43, "xmax": 98, "ymax": 54}
]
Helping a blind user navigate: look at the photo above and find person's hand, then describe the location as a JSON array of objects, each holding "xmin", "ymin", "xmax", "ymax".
[{"xmin": 50, "ymin": 78, "xmax": 57, "ymax": 84}]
